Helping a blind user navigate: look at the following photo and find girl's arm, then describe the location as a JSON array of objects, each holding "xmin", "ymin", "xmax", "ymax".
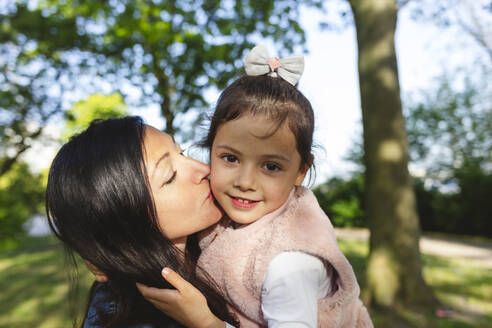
[
  {"xmin": 136, "ymin": 268, "xmax": 234, "ymax": 328},
  {"xmin": 261, "ymin": 251, "xmax": 332, "ymax": 328}
]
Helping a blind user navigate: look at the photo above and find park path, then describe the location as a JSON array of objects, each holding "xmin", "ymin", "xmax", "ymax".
[{"xmin": 335, "ymin": 228, "xmax": 492, "ymax": 268}]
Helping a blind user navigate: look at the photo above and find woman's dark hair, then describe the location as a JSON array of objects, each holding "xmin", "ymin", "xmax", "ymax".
[
  {"xmin": 46, "ymin": 116, "xmax": 237, "ymax": 327},
  {"xmin": 201, "ymin": 75, "xmax": 315, "ymax": 171}
]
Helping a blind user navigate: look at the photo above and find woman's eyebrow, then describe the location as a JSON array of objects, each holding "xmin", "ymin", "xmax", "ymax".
[{"xmin": 152, "ymin": 152, "xmax": 170, "ymax": 177}]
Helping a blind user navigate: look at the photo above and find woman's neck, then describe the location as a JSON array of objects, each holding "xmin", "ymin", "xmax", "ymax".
[{"xmin": 172, "ymin": 236, "xmax": 187, "ymax": 252}]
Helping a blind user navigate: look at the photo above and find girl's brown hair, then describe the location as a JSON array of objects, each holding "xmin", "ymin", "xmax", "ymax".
[{"xmin": 201, "ymin": 75, "xmax": 315, "ymax": 171}]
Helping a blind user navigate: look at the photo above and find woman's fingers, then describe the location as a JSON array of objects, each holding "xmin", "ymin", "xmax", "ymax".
[
  {"xmin": 160, "ymin": 267, "xmax": 195, "ymax": 294},
  {"xmin": 136, "ymin": 282, "xmax": 179, "ymax": 304},
  {"xmin": 136, "ymin": 267, "xmax": 206, "ymax": 307},
  {"xmin": 136, "ymin": 270, "xmax": 222, "ymax": 328}
]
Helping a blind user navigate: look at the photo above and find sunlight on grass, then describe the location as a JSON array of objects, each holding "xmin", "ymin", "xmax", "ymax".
[
  {"xmin": 0, "ymin": 235, "xmax": 92, "ymax": 328},
  {"xmin": 0, "ymin": 259, "xmax": 13, "ymax": 271},
  {"xmin": 423, "ymin": 254, "xmax": 492, "ymax": 323}
]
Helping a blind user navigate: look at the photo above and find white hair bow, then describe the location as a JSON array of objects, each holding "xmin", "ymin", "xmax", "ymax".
[{"xmin": 244, "ymin": 45, "xmax": 304, "ymax": 86}]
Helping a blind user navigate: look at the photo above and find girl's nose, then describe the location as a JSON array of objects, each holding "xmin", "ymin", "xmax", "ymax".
[{"xmin": 234, "ymin": 165, "xmax": 256, "ymax": 191}]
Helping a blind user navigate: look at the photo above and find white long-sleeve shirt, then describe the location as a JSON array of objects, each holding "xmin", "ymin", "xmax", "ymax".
[{"xmin": 226, "ymin": 251, "xmax": 332, "ymax": 328}]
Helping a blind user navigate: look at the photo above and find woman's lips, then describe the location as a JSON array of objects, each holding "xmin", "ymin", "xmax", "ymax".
[
  {"xmin": 203, "ymin": 191, "xmax": 214, "ymax": 204},
  {"xmin": 229, "ymin": 195, "xmax": 259, "ymax": 209}
]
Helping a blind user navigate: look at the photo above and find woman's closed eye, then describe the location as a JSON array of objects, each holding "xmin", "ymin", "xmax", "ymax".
[
  {"xmin": 161, "ymin": 170, "xmax": 177, "ymax": 187},
  {"xmin": 263, "ymin": 162, "xmax": 281, "ymax": 172},
  {"xmin": 221, "ymin": 154, "xmax": 239, "ymax": 164}
]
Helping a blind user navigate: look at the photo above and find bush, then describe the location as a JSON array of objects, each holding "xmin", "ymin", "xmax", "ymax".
[
  {"xmin": 315, "ymin": 166, "xmax": 492, "ymax": 237},
  {"xmin": 0, "ymin": 163, "xmax": 45, "ymax": 249},
  {"xmin": 416, "ymin": 164, "xmax": 492, "ymax": 237},
  {"xmin": 313, "ymin": 175, "xmax": 366, "ymax": 227}
]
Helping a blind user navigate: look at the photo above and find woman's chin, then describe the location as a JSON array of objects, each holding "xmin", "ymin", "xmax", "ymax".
[{"xmin": 210, "ymin": 206, "xmax": 223, "ymax": 224}]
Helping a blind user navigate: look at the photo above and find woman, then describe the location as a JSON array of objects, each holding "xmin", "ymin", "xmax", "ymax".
[{"xmin": 46, "ymin": 116, "xmax": 237, "ymax": 327}]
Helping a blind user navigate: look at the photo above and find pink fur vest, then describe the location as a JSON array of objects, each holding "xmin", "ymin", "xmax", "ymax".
[{"xmin": 198, "ymin": 187, "xmax": 373, "ymax": 327}]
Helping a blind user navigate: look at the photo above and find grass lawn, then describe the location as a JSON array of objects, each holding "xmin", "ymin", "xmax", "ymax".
[
  {"xmin": 0, "ymin": 236, "xmax": 92, "ymax": 328},
  {"xmin": 1, "ymin": 235, "xmax": 491, "ymax": 328}
]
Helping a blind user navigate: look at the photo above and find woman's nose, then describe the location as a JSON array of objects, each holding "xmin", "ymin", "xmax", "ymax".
[{"xmin": 189, "ymin": 158, "xmax": 210, "ymax": 184}]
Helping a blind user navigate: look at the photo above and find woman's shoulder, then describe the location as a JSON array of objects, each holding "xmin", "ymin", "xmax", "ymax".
[
  {"xmin": 84, "ymin": 283, "xmax": 115, "ymax": 328},
  {"xmin": 84, "ymin": 282, "xmax": 179, "ymax": 328}
]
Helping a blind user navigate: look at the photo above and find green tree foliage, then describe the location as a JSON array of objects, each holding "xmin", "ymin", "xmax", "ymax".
[
  {"xmin": 63, "ymin": 93, "xmax": 128, "ymax": 140},
  {"xmin": 406, "ymin": 72, "xmax": 492, "ymax": 176},
  {"xmin": 0, "ymin": 0, "xmax": 321, "ymax": 174},
  {"xmin": 0, "ymin": 1, "xmax": 92, "ymax": 177},
  {"xmin": 58, "ymin": 0, "xmax": 317, "ymax": 136},
  {"xmin": 0, "ymin": 163, "xmax": 45, "ymax": 249}
]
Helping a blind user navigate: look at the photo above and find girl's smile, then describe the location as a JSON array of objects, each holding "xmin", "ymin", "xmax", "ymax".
[{"xmin": 229, "ymin": 195, "xmax": 260, "ymax": 209}]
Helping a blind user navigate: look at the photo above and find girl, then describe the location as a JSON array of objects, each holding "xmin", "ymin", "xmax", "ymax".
[{"xmin": 139, "ymin": 46, "xmax": 373, "ymax": 327}]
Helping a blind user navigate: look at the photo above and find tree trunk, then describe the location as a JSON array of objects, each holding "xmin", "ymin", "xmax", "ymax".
[
  {"xmin": 152, "ymin": 50, "xmax": 176, "ymax": 135},
  {"xmin": 347, "ymin": 0, "xmax": 438, "ymax": 309},
  {"xmin": 160, "ymin": 91, "xmax": 176, "ymax": 136}
]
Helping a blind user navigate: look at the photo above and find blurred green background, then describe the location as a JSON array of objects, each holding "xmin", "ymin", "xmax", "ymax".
[{"xmin": 0, "ymin": 0, "xmax": 490, "ymax": 327}]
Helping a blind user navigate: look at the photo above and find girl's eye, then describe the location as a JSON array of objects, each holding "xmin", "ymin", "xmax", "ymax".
[
  {"xmin": 161, "ymin": 171, "xmax": 177, "ymax": 187},
  {"xmin": 222, "ymin": 154, "xmax": 238, "ymax": 163},
  {"xmin": 263, "ymin": 162, "xmax": 281, "ymax": 172}
]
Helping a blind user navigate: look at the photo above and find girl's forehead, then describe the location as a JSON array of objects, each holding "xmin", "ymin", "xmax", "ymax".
[
  {"xmin": 221, "ymin": 114, "xmax": 289, "ymax": 136},
  {"xmin": 214, "ymin": 115, "xmax": 298, "ymax": 156}
]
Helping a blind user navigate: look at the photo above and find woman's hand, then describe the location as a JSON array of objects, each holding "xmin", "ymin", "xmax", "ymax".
[
  {"xmin": 84, "ymin": 260, "xmax": 109, "ymax": 283},
  {"xmin": 136, "ymin": 268, "xmax": 225, "ymax": 328}
]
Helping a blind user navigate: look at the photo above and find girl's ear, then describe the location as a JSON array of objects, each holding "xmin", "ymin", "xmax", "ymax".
[{"xmin": 295, "ymin": 164, "xmax": 310, "ymax": 186}]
